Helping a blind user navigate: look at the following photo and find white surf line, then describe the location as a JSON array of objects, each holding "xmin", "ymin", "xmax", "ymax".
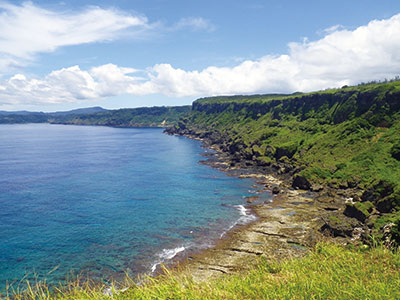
[{"xmin": 151, "ymin": 246, "xmax": 186, "ymax": 273}]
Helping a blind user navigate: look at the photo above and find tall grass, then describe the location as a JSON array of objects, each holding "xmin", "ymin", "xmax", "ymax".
[{"xmin": 3, "ymin": 243, "xmax": 400, "ymax": 299}]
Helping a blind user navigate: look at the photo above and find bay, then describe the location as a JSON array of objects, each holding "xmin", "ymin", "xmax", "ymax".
[{"xmin": 0, "ymin": 124, "xmax": 270, "ymax": 286}]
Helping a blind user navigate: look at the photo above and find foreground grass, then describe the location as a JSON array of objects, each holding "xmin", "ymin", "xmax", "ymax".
[{"xmin": 4, "ymin": 243, "xmax": 400, "ymax": 300}]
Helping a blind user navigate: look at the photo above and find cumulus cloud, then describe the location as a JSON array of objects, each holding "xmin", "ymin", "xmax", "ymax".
[
  {"xmin": 0, "ymin": 64, "xmax": 146, "ymax": 104},
  {"xmin": 146, "ymin": 13, "xmax": 400, "ymax": 96},
  {"xmin": 1, "ymin": 13, "xmax": 400, "ymax": 105},
  {"xmin": 0, "ymin": 2, "xmax": 149, "ymax": 70}
]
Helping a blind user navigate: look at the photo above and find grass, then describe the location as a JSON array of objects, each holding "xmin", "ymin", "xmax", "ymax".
[
  {"xmin": 4, "ymin": 243, "xmax": 400, "ymax": 299},
  {"xmin": 5, "ymin": 81, "xmax": 400, "ymax": 299},
  {"xmin": 187, "ymin": 81, "xmax": 400, "ymax": 197},
  {"xmin": 184, "ymin": 82, "xmax": 400, "ymax": 242}
]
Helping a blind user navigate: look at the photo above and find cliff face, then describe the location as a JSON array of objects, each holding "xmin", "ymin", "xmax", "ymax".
[
  {"xmin": 166, "ymin": 81, "xmax": 400, "ymax": 243},
  {"xmin": 191, "ymin": 87, "xmax": 400, "ymax": 126}
]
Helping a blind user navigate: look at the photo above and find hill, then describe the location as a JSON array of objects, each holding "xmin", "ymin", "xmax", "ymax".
[
  {"xmin": 0, "ymin": 106, "xmax": 191, "ymax": 127},
  {"xmin": 50, "ymin": 106, "xmax": 191, "ymax": 127},
  {"xmin": 0, "ymin": 111, "xmax": 48, "ymax": 124},
  {"xmin": 47, "ymin": 106, "xmax": 107, "ymax": 117},
  {"xmin": 166, "ymin": 81, "xmax": 400, "ymax": 243}
]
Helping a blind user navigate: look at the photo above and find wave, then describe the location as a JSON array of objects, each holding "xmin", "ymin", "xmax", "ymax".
[
  {"xmin": 150, "ymin": 205, "xmax": 257, "ymax": 273},
  {"xmin": 220, "ymin": 205, "xmax": 257, "ymax": 238},
  {"xmin": 235, "ymin": 204, "xmax": 248, "ymax": 216},
  {"xmin": 151, "ymin": 246, "xmax": 186, "ymax": 273},
  {"xmin": 234, "ymin": 205, "xmax": 257, "ymax": 223}
]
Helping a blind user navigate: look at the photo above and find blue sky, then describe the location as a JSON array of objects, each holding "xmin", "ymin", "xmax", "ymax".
[{"xmin": 1, "ymin": 0, "xmax": 400, "ymax": 111}]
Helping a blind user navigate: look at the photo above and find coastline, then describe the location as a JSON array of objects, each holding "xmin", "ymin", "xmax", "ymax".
[
  {"xmin": 0, "ymin": 124, "xmax": 363, "ymax": 293},
  {"xmin": 159, "ymin": 132, "xmax": 363, "ymax": 282}
]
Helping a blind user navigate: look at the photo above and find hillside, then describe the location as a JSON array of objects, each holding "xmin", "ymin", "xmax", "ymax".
[
  {"xmin": 166, "ymin": 81, "xmax": 400, "ymax": 243},
  {"xmin": 0, "ymin": 106, "xmax": 191, "ymax": 127},
  {"xmin": 0, "ymin": 112, "xmax": 48, "ymax": 124},
  {"xmin": 47, "ymin": 106, "xmax": 107, "ymax": 117},
  {"xmin": 50, "ymin": 106, "xmax": 191, "ymax": 127}
]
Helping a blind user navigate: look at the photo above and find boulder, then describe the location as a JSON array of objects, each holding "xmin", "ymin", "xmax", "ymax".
[
  {"xmin": 292, "ymin": 175, "xmax": 311, "ymax": 190},
  {"xmin": 344, "ymin": 201, "xmax": 374, "ymax": 222},
  {"xmin": 361, "ymin": 180, "xmax": 394, "ymax": 202},
  {"xmin": 320, "ymin": 214, "xmax": 361, "ymax": 237},
  {"xmin": 275, "ymin": 145, "xmax": 297, "ymax": 159},
  {"xmin": 376, "ymin": 193, "xmax": 400, "ymax": 213}
]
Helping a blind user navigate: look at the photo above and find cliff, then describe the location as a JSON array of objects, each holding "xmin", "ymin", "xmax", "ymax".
[{"xmin": 166, "ymin": 81, "xmax": 400, "ymax": 244}]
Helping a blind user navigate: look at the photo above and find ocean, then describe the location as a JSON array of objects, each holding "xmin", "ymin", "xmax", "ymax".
[{"xmin": 0, "ymin": 124, "xmax": 270, "ymax": 287}]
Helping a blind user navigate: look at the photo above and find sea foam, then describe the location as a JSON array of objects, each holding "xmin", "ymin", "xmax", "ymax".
[
  {"xmin": 219, "ymin": 205, "xmax": 257, "ymax": 238},
  {"xmin": 151, "ymin": 246, "xmax": 186, "ymax": 273}
]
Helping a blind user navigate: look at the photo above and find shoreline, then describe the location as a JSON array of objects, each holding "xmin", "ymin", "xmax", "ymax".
[
  {"xmin": 0, "ymin": 125, "xmax": 362, "ymax": 294},
  {"xmin": 158, "ymin": 132, "xmax": 362, "ymax": 282}
]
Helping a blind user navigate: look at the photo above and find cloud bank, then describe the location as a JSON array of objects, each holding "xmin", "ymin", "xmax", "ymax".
[{"xmin": 1, "ymin": 12, "xmax": 400, "ymax": 105}]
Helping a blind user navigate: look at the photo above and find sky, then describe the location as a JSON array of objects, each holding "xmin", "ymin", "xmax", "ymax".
[{"xmin": 1, "ymin": 1, "xmax": 400, "ymax": 111}]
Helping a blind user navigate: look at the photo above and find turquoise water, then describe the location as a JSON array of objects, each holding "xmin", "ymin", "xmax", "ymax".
[{"xmin": 0, "ymin": 124, "xmax": 269, "ymax": 286}]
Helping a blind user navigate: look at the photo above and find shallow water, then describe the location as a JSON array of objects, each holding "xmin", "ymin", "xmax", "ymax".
[{"xmin": 0, "ymin": 124, "xmax": 270, "ymax": 286}]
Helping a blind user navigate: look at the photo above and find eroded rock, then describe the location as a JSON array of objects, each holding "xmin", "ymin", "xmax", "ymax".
[
  {"xmin": 292, "ymin": 175, "xmax": 311, "ymax": 190},
  {"xmin": 320, "ymin": 214, "xmax": 361, "ymax": 237},
  {"xmin": 344, "ymin": 202, "xmax": 374, "ymax": 222}
]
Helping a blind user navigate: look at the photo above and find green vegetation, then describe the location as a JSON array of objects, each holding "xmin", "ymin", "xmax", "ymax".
[
  {"xmin": 0, "ymin": 112, "xmax": 48, "ymax": 124},
  {"xmin": 5, "ymin": 243, "xmax": 400, "ymax": 299},
  {"xmin": 171, "ymin": 81, "xmax": 400, "ymax": 241},
  {"xmin": 0, "ymin": 106, "xmax": 191, "ymax": 127},
  {"xmin": 50, "ymin": 106, "xmax": 191, "ymax": 127},
  {"xmin": 4, "ymin": 82, "xmax": 400, "ymax": 299},
  {"xmin": 189, "ymin": 82, "xmax": 400, "ymax": 190}
]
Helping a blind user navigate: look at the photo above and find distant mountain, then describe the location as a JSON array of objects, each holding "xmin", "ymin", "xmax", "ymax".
[
  {"xmin": 48, "ymin": 106, "xmax": 108, "ymax": 116},
  {"xmin": 0, "ymin": 107, "xmax": 107, "ymax": 124},
  {"xmin": 0, "ymin": 112, "xmax": 48, "ymax": 124},
  {"xmin": 0, "ymin": 110, "xmax": 43, "ymax": 116},
  {"xmin": 49, "ymin": 106, "xmax": 191, "ymax": 127},
  {"xmin": 0, "ymin": 106, "xmax": 190, "ymax": 127}
]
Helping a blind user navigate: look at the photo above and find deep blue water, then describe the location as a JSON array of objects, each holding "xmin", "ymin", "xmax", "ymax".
[{"xmin": 0, "ymin": 124, "xmax": 270, "ymax": 286}]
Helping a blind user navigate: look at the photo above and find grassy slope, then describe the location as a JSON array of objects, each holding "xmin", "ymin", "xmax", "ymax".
[
  {"xmin": 178, "ymin": 82, "xmax": 400, "ymax": 234},
  {"xmin": 0, "ymin": 106, "xmax": 191, "ymax": 127},
  {"xmin": 188, "ymin": 82, "xmax": 400, "ymax": 187},
  {"xmin": 49, "ymin": 106, "xmax": 191, "ymax": 127},
  {"xmin": 7, "ymin": 243, "xmax": 400, "ymax": 299}
]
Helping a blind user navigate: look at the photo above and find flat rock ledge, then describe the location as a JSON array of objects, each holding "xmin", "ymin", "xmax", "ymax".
[{"xmin": 178, "ymin": 187, "xmax": 342, "ymax": 281}]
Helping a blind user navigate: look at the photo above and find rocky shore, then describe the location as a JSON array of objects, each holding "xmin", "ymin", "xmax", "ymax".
[{"xmin": 164, "ymin": 127, "xmax": 371, "ymax": 281}]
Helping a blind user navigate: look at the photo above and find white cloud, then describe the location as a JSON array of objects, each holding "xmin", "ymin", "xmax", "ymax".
[
  {"xmin": 144, "ymin": 13, "xmax": 400, "ymax": 96},
  {"xmin": 0, "ymin": 64, "xmax": 146, "ymax": 104},
  {"xmin": 1, "ymin": 13, "xmax": 400, "ymax": 106},
  {"xmin": 0, "ymin": 2, "xmax": 149, "ymax": 71},
  {"xmin": 173, "ymin": 17, "xmax": 215, "ymax": 32}
]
